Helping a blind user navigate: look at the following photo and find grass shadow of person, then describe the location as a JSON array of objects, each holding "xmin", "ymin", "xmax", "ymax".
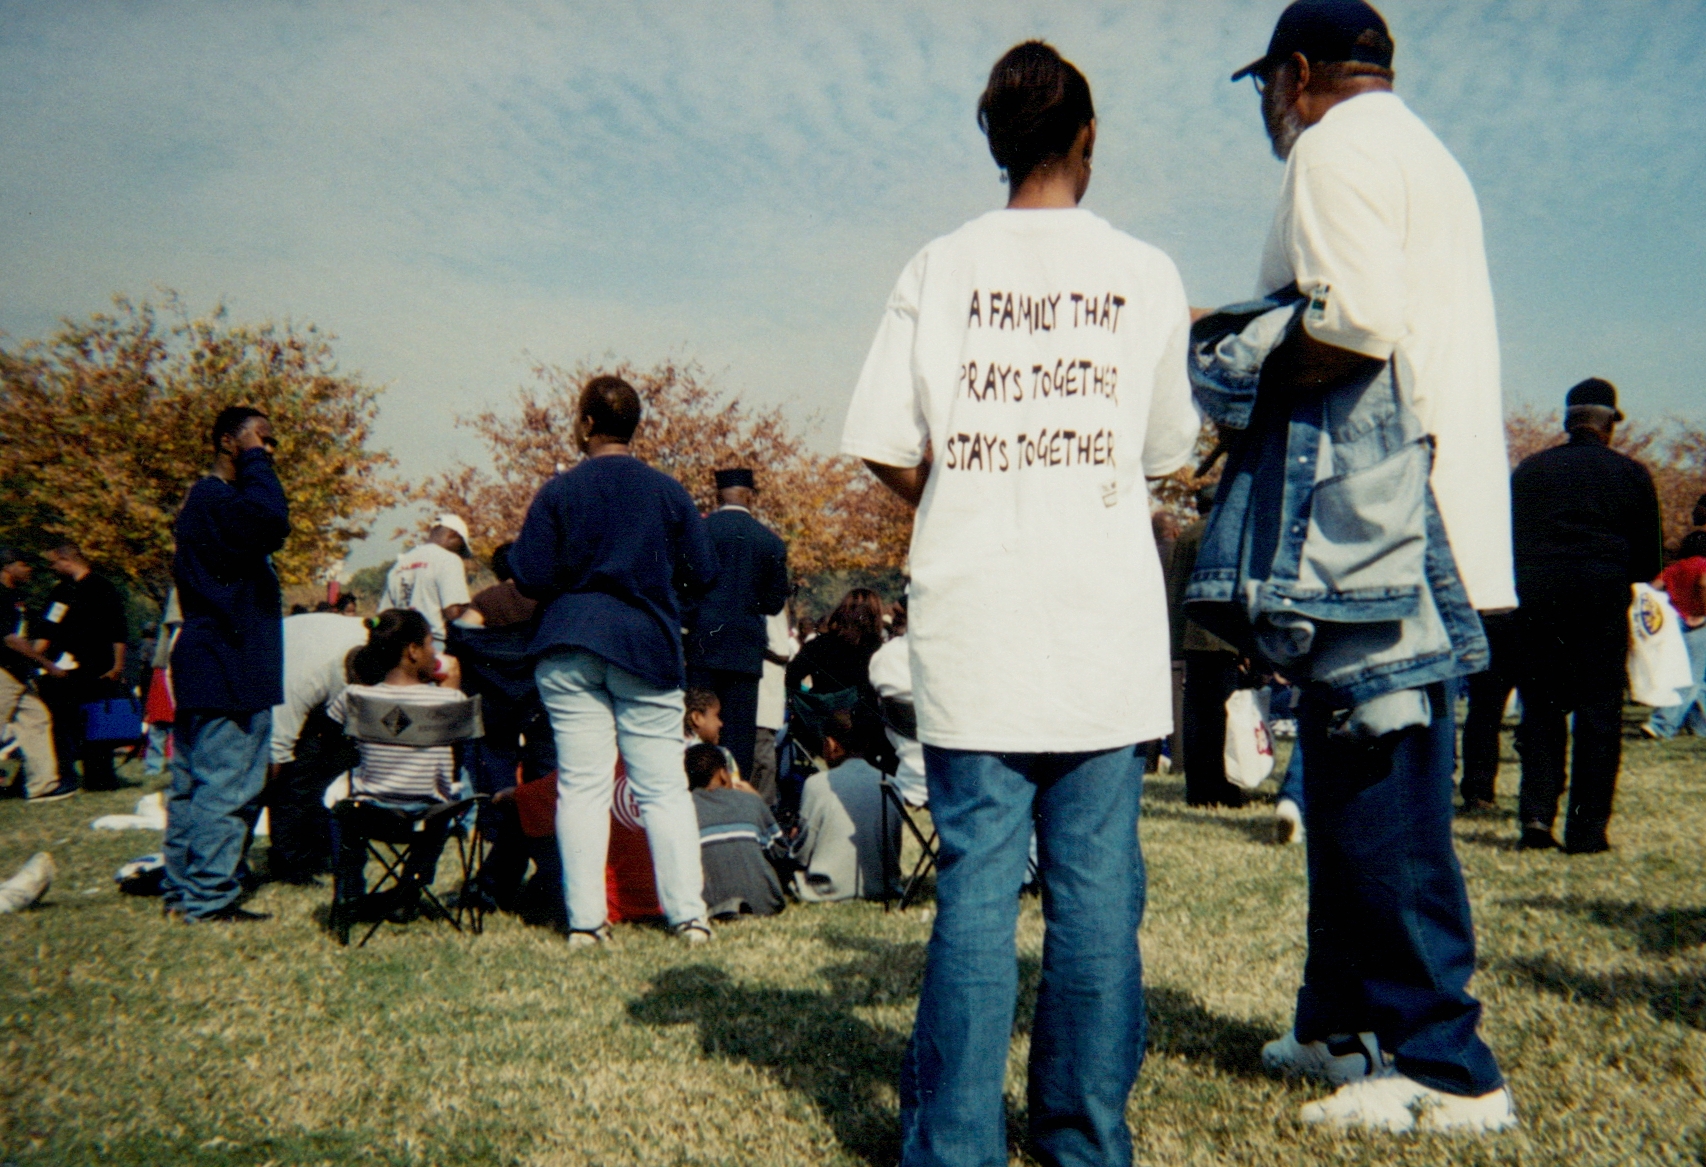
[
  {"xmin": 1140, "ymin": 800, "xmax": 1277, "ymax": 846},
  {"xmin": 1144, "ymin": 984, "xmax": 1278, "ymax": 1080},
  {"xmin": 626, "ymin": 938, "xmax": 922, "ymax": 1164},
  {"xmin": 1500, "ymin": 895, "xmax": 1706, "ymax": 956},
  {"xmin": 1498, "ymin": 954, "xmax": 1705, "ymax": 1031}
]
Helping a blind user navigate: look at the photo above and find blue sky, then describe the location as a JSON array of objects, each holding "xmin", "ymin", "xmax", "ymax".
[{"xmin": 3, "ymin": 1, "xmax": 1703, "ymax": 563}]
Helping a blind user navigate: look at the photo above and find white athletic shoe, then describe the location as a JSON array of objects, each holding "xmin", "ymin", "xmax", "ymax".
[
  {"xmin": 1274, "ymin": 798, "xmax": 1304, "ymax": 846},
  {"xmin": 1299, "ymin": 1067, "xmax": 1518, "ymax": 1134},
  {"xmin": 1262, "ymin": 1029, "xmax": 1381, "ymax": 1086},
  {"xmin": 0, "ymin": 852, "xmax": 55, "ymax": 914}
]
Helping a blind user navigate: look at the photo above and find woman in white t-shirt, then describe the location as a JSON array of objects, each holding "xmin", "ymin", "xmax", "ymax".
[{"xmin": 839, "ymin": 41, "xmax": 1199, "ymax": 1166}]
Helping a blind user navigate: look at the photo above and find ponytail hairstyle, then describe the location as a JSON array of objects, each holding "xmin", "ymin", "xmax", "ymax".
[
  {"xmin": 976, "ymin": 41, "xmax": 1095, "ymax": 190},
  {"xmin": 348, "ymin": 608, "xmax": 432, "ymax": 685}
]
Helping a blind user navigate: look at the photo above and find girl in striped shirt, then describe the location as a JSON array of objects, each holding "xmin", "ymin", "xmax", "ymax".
[{"xmin": 327, "ymin": 609, "xmax": 469, "ymax": 803}]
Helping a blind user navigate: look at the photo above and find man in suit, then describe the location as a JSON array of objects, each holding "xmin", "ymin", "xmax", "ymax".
[
  {"xmin": 1512, "ymin": 377, "xmax": 1663, "ymax": 853},
  {"xmin": 686, "ymin": 468, "xmax": 790, "ymax": 783}
]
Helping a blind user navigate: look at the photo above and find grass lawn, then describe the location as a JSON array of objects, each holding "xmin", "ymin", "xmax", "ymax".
[{"xmin": 1, "ymin": 716, "xmax": 1703, "ymax": 1166}]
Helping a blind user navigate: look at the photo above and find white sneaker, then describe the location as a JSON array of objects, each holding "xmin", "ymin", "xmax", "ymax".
[
  {"xmin": 1299, "ymin": 1067, "xmax": 1517, "ymax": 1134},
  {"xmin": 1262, "ymin": 1029, "xmax": 1380, "ymax": 1086},
  {"xmin": 1274, "ymin": 798, "xmax": 1304, "ymax": 846},
  {"xmin": 0, "ymin": 852, "xmax": 55, "ymax": 914}
]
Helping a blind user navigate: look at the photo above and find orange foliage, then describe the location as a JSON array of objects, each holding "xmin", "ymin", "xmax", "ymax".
[
  {"xmin": 415, "ymin": 360, "xmax": 913, "ymax": 579},
  {"xmin": 0, "ymin": 294, "xmax": 402, "ymax": 603}
]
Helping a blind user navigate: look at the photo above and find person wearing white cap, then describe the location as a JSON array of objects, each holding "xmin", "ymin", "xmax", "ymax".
[{"xmin": 381, "ymin": 515, "xmax": 474, "ymax": 652}]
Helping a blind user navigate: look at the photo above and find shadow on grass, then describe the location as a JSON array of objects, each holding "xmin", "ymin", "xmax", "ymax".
[
  {"xmin": 1498, "ymin": 954, "xmax": 1706, "ymax": 1031},
  {"xmin": 1501, "ymin": 895, "xmax": 1706, "ymax": 955},
  {"xmin": 1140, "ymin": 801, "xmax": 1278, "ymax": 847},
  {"xmin": 626, "ymin": 936, "xmax": 931, "ymax": 1164},
  {"xmin": 626, "ymin": 930, "xmax": 1277, "ymax": 1162},
  {"xmin": 1453, "ymin": 827, "xmax": 1525, "ymax": 852}
]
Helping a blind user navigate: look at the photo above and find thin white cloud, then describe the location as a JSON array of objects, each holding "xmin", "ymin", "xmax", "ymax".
[{"xmin": 2, "ymin": 1, "xmax": 1702, "ymax": 560}]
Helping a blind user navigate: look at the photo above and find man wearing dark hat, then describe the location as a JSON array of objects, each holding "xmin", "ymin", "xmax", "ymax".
[
  {"xmin": 1231, "ymin": 0, "xmax": 1518, "ymax": 1134},
  {"xmin": 1511, "ymin": 377, "xmax": 1662, "ymax": 855},
  {"xmin": 685, "ymin": 468, "xmax": 789, "ymax": 786}
]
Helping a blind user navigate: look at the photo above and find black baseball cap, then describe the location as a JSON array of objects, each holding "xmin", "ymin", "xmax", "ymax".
[
  {"xmin": 1565, "ymin": 377, "xmax": 1624, "ymax": 421},
  {"xmin": 1232, "ymin": 0, "xmax": 1394, "ymax": 82}
]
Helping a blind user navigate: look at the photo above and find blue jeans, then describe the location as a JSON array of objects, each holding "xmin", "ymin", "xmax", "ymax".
[
  {"xmin": 144, "ymin": 723, "xmax": 170, "ymax": 776},
  {"xmin": 1294, "ymin": 682, "xmax": 1502, "ymax": 1096},
  {"xmin": 1648, "ymin": 622, "xmax": 1706, "ymax": 738},
  {"xmin": 902, "ymin": 745, "xmax": 1145, "ymax": 1167},
  {"xmin": 534, "ymin": 649, "xmax": 705, "ymax": 930},
  {"xmin": 162, "ymin": 710, "xmax": 270, "ymax": 918},
  {"xmin": 1276, "ymin": 734, "xmax": 1304, "ymax": 810}
]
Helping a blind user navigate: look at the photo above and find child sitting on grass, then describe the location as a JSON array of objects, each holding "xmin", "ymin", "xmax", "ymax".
[
  {"xmin": 791, "ymin": 708, "xmax": 899, "ymax": 903},
  {"xmin": 684, "ymin": 687, "xmax": 761, "ymax": 796},
  {"xmin": 327, "ymin": 609, "xmax": 473, "ymax": 919},
  {"xmin": 686, "ymin": 742, "xmax": 785, "ymax": 919}
]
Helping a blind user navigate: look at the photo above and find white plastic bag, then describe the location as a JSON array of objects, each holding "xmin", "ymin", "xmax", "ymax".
[
  {"xmin": 1223, "ymin": 687, "xmax": 1275, "ymax": 790},
  {"xmin": 1629, "ymin": 583, "xmax": 1694, "ymax": 707}
]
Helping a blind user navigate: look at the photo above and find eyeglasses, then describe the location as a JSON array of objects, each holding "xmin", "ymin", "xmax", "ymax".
[{"xmin": 1248, "ymin": 70, "xmax": 1271, "ymax": 97}]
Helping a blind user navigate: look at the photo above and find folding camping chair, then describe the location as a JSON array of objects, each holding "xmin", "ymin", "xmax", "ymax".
[{"xmin": 330, "ymin": 691, "xmax": 489, "ymax": 947}]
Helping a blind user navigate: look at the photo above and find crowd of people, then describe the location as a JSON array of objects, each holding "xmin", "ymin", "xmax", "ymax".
[{"xmin": 4, "ymin": 1, "xmax": 1706, "ymax": 1161}]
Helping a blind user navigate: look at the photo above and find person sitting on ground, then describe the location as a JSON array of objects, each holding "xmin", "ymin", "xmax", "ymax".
[
  {"xmin": 683, "ymin": 686, "xmax": 760, "ymax": 794},
  {"xmin": 686, "ymin": 742, "xmax": 785, "ymax": 919},
  {"xmin": 791, "ymin": 709, "xmax": 899, "ymax": 903},
  {"xmin": 325, "ymin": 609, "xmax": 472, "ymax": 916}
]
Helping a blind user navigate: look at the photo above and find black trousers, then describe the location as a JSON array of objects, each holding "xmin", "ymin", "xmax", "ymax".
[
  {"xmin": 264, "ymin": 708, "xmax": 360, "ymax": 880},
  {"xmin": 1460, "ymin": 611, "xmax": 1520, "ymax": 805},
  {"xmin": 1182, "ymin": 651, "xmax": 1246, "ymax": 807},
  {"xmin": 1516, "ymin": 595, "xmax": 1628, "ymax": 844},
  {"xmin": 39, "ymin": 677, "xmax": 116, "ymax": 791},
  {"xmin": 687, "ymin": 666, "xmax": 760, "ymax": 783}
]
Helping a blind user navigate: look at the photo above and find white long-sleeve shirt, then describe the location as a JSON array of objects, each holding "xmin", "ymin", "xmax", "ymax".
[{"xmin": 271, "ymin": 613, "xmax": 368, "ymax": 764}]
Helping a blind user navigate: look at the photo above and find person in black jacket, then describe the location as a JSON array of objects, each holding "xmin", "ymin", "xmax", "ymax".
[
  {"xmin": 36, "ymin": 543, "xmax": 130, "ymax": 792},
  {"xmin": 1511, "ymin": 378, "xmax": 1663, "ymax": 853},
  {"xmin": 163, "ymin": 406, "xmax": 291, "ymax": 923},
  {"xmin": 684, "ymin": 468, "xmax": 789, "ymax": 783}
]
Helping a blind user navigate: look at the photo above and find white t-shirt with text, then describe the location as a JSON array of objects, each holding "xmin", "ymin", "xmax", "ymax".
[
  {"xmin": 380, "ymin": 543, "xmax": 471, "ymax": 649},
  {"xmin": 1258, "ymin": 91, "xmax": 1516, "ymax": 611},
  {"xmin": 841, "ymin": 208, "xmax": 1200, "ymax": 752}
]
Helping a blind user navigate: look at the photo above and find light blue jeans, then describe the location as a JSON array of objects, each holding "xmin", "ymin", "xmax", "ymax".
[
  {"xmin": 534, "ymin": 649, "xmax": 705, "ymax": 930},
  {"xmin": 162, "ymin": 710, "xmax": 269, "ymax": 918},
  {"xmin": 902, "ymin": 744, "xmax": 1145, "ymax": 1167},
  {"xmin": 1647, "ymin": 622, "xmax": 1706, "ymax": 738}
]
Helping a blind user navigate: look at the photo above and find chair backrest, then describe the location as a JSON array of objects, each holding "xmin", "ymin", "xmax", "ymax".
[{"xmin": 343, "ymin": 691, "xmax": 484, "ymax": 747}]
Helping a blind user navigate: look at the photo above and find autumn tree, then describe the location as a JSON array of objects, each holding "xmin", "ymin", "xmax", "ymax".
[
  {"xmin": 0, "ymin": 294, "xmax": 402, "ymax": 604},
  {"xmin": 416, "ymin": 359, "xmax": 913, "ymax": 579},
  {"xmin": 1505, "ymin": 404, "xmax": 1706, "ymax": 550}
]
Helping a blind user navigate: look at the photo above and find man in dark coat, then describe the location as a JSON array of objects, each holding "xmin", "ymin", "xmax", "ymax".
[
  {"xmin": 685, "ymin": 468, "xmax": 790, "ymax": 783},
  {"xmin": 36, "ymin": 543, "xmax": 131, "ymax": 792},
  {"xmin": 163, "ymin": 406, "xmax": 291, "ymax": 922},
  {"xmin": 1511, "ymin": 378, "xmax": 1663, "ymax": 853}
]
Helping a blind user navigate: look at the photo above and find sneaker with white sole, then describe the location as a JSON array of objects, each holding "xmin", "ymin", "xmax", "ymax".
[
  {"xmin": 1262, "ymin": 1029, "xmax": 1381, "ymax": 1086},
  {"xmin": 1299, "ymin": 1067, "xmax": 1517, "ymax": 1134},
  {"xmin": 1274, "ymin": 798, "xmax": 1304, "ymax": 846}
]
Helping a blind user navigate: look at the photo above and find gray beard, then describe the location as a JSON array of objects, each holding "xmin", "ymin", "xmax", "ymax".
[{"xmin": 1270, "ymin": 105, "xmax": 1306, "ymax": 161}]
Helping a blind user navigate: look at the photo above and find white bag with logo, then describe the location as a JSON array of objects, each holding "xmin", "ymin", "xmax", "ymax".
[
  {"xmin": 1628, "ymin": 583, "xmax": 1693, "ymax": 707},
  {"xmin": 1223, "ymin": 687, "xmax": 1275, "ymax": 790}
]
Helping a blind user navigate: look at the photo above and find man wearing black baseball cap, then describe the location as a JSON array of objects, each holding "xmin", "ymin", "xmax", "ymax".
[
  {"xmin": 1511, "ymin": 378, "xmax": 1662, "ymax": 855},
  {"xmin": 1233, "ymin": 0, "xmax": 1519, "ymax": 1135},
  {"xmin": 684, "ymin": 467, "xmax": 789, "ymax": 788}
]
